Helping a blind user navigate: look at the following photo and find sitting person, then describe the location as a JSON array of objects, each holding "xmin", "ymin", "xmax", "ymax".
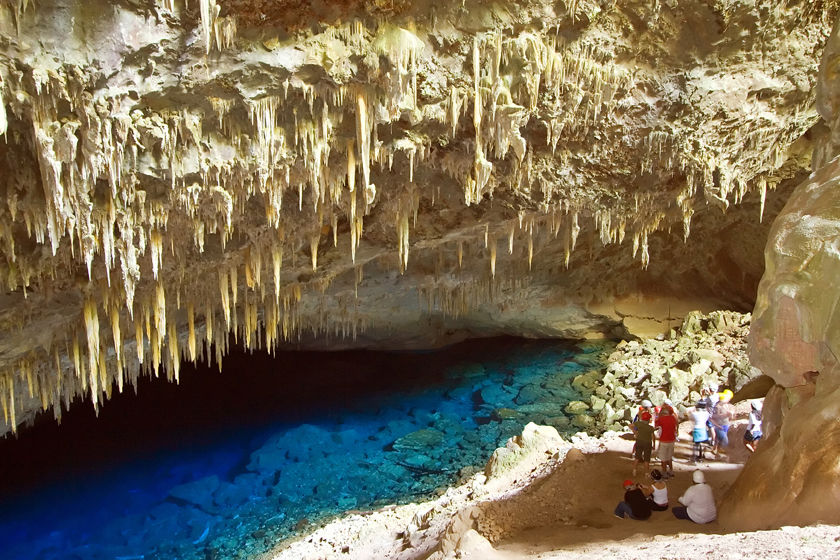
[
  {"xmin": 672, "ymin": 470, "xmax": 716, "ymax": 524},
  {"xmin": 642, "ymin": 469, "xmax": 669, "ymax": 511},
  {"xmin": 614, "ymin": 479, "xmax": 652, "ymax": 520}
]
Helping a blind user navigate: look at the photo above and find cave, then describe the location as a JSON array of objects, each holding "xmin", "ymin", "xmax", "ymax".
[{"xmin": 0, "ymin": 0, "xmax": 839, "ymax": 558}]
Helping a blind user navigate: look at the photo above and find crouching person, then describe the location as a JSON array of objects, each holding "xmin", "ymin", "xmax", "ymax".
[
  {"xmin": 614, "ymin": 479, "xmax": 651, "ymax": 520},
  {"xmin": 672, "ymin": 470, "xmax": 716, "ymax": 523}
]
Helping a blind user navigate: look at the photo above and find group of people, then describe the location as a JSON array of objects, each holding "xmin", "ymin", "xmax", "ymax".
[
  {"xmin": 614, "ymin": 469, "xmax": 717, "ymax": 524},
  {"xmin": 689, "ymin": 386, "xmax": 764, "ymax": 462},
  {"xmin": 614, "ymin": 387, "xmax": 766, "ymax": 525},
  {"xmin": 629, "ymin": 388, "xmax": 764, "ymax": 476}
]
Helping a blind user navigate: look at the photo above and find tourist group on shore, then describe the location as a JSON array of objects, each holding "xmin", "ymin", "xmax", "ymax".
[{"xmin": 614, "ymin": 386, "xmax": 763, "ymax": 523}]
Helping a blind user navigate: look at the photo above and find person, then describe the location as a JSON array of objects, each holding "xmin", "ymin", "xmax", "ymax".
[
  {"xmin": 633, "ymin": 399, "xmax": 656, "ymax": 423},
  {"xmin": 642, "ymin": 469, "xmax": 669, "ymax": 511},
  {"xmin": 630, "ymin": 411, "xmax": 656, "ymax": 477},
  {"xmin": 710, "ymin": 390, "xmax": 734, "ymax": 457},
  {"xmin": 672, "ymin": 470, "xmax": 716, "ymax": 523},
  {"xmin": 703, "ymin": 384, "xmax": 720, "ymax": 446},
  {"xmin": 655, "ymin": 404, "xmax": 678, "ymax": 477},
  {"xmin": 614, "ymin": 479, "xmax": 652, "ymax": 520},
  {"xmin": 689, "ymin": 402, "xmax": 710, "ymax": 463},
  {"xmin": 631, "ymin": 400, "xmax": 656, "ymax": 460},
  {"xmin": 744, "ymin": 400, "xmax": 763, "ymax": 453}
]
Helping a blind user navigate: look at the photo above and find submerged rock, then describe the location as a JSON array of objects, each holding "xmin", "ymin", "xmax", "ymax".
[
  {"xmin": 393, "ymin": 428, "xmax": 447, "ymax": 450},
  {"xmin": 169, "ymin": 476, "xmax": 220, "ymax": 509}
]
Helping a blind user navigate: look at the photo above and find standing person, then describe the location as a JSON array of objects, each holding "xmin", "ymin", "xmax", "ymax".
[
  {"xmin": 672, "ymin": 470, "xmax": 716, "ymax": 524},
  {"xmin": 744, "ymin": 400, "xmax": 763, "ymax": 453},
  {"xmin": 631, "ymin": 411, "xmax": 656, "ymax": 477},
  {"xmin": 710, "ymin": 390, "xmax": 734, "ymax": 457},
  {"xmin": 614, "ymin": 479, "xmax": 652, "ymax": 520},
  {"xmin": 690, "ymin": 402, "xmax": 710, "ymax": 463},
  {"xmin": 655, "ymin": 404, "xmax": 678, "ymax": 477},
  {"xmin": 703, "ymin": 384, "xmax": 720, "ymax": 447},
  {"xmin": 642, "ymin": 469, "xmax": 669, "ymax": 511}
]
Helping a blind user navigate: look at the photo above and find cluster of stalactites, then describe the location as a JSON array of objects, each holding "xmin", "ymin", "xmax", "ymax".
[{"xmin": 0, "ymin": 13, "xmax": 815, "ymax": 432}]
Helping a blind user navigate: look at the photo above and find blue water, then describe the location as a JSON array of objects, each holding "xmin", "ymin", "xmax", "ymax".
[{"xmin": 0, "ymin": 337, "xmax": 610, "ymax": 560}]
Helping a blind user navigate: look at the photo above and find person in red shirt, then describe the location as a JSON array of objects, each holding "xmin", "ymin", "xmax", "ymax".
[{"xmin": 655, "ymin": 404, "xmax": 678, "ymax": 478}]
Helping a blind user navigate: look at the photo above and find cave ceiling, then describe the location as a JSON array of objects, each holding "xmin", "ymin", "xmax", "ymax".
[{"xmin": 0, "ymin": 0, "xmax": 835, "ymax": 434}]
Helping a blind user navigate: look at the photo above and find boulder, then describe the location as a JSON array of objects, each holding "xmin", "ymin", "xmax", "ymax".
[
  {"xmin": 393, "ymin": 428, "xmax": 447, "ymax": 450},
  {"xmin": 564, "ymin": 400, "xmax": 590, "ymax": 414},
  {"xmin": 168, "ymin": 476, "xmax": 220, "ymax": 509}
]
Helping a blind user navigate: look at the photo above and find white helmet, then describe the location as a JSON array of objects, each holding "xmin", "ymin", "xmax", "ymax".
[
  {"xmin": 641, "ymin": 399, "xmax": 653, "ymax": 407},
  {"xmin": 692, "ymin": 470, "xmax": 706, "ymax": 484}
]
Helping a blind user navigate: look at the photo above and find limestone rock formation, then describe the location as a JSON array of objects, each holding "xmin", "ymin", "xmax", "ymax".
[
  {"xmin": 0, "ymin": 0, "xmax": 835, "ymax": 434},
  {"xmin": 718, "ymin": 13, "xmax": 840, "ymax": 531}
]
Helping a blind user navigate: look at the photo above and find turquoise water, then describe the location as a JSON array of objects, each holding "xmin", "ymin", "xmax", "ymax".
[{"xmin": 0, "ymin": 337, "xmax": 610, "ymax": 560}]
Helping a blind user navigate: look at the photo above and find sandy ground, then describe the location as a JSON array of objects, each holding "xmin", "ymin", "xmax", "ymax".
[{"xmin": 264, "ymin": 409, "xmax": 840, "ymax": 560}]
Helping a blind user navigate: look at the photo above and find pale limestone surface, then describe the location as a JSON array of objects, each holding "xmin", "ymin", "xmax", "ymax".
[
  {"xmin": 718, "ymin": 12, "xmax": 840, "ymax": 531},
  {"xmin": 0, "ymin": 0, "xmax": 834, "ymax": 435}
]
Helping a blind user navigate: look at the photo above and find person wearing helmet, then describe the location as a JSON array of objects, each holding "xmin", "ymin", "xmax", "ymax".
[
  {"xmin": 641, "ymin": 469, "xmax": 669, "ymax": 511},
  {"xmin": 655, "ymin": 404, "xmax": 678, "ymax": 477},
  {"xmin": 689, "ymin": 402, "xmax": 710, "ymax": 463},
  {"xmin": 702, "ymin": 384, "xmax": 720, "ymax": 447},
  {"xmin": 672, "ymin": 470, "xmax": 716, "ymax": 523},
  {"xmin": 614, "ymin": 479, "xmax": 652, "ymax": 520},
  {"xmin": 630, "ymin": 411, "xmax": 656, "ymax": 477},
  {"xmin": 744, "ymin": 400, "xmax": 763, "ymax": 452},
  {"xmin": 710, "ymin": 390, "xmax": 734, "ymax": 457}
]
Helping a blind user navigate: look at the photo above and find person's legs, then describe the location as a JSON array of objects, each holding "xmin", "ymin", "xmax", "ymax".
[
  {"xmin": 744, "ymin": 432, "xmax": 759, "ymax": 453},
  {"xmin": 672, "ymin": 506, "xmax": 692, "ymax": 520},
  {"xmin": 640, "ymin": 442, "xmax": 652, "ymax": 476},
  {"xmin": 659, "ymin": 442, "xmax": 674, "ymax": 473},
  {"xmin": 614, "ymin": 501, "xmax": 637, "ymax": 519},
  {"xmin": 649, "ymin": 500, "xmax": 669, "ymax": 511},
  {"xmin": 716, "ymin": 427, "xmax": 729, "ymax": 454}
]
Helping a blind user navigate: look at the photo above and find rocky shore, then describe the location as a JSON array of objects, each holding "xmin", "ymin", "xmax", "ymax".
[{"xmin": 260, "ymin": 310, "xmax": 769, "ymax": 560}]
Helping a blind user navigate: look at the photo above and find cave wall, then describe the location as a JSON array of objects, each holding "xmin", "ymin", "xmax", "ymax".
[
  {"xmin": 0, "ymin": 0, "xmax": 834, "ymax": 434},
  {"xmin": 718, "ymin": 13, "xmax": 840, "ymax": 531}
]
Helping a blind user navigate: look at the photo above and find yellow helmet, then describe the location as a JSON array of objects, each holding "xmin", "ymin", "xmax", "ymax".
[{"xmin": 720, "ymin": 389, "xmax": 733, "ymax": 400}]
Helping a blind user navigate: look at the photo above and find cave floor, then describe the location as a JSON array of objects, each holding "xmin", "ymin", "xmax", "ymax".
[
  {"xmin": 494, "ymin": 428, "xmax": 840, "ymax": 559},
  {"xmin": 267, "ymin": 412, "xmax": 840, "ymax": 560}
]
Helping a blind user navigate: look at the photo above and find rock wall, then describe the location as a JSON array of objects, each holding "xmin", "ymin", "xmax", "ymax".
[{"xmin": 718, "ymin": 13, "xmax": 840, "ymax": 531}]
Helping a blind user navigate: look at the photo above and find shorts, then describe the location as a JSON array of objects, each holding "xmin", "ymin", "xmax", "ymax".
[
  {"xmin": 635, "ymin": 440, "xmax": 652, "ymax": 463},
  {"xmin": 744, "ymin": 431, "xmax": 762, "ymax": 443},
  {"xmin": 659, "ymin": 442, "xmax": 675, "ymax": 462},
  {"xmin": 692, "ymin": 428, "xmax": 709, "ymax": 443},
  {"xmin": 714, "ymin": 425, "xmax": 730, "ymax": 447}
]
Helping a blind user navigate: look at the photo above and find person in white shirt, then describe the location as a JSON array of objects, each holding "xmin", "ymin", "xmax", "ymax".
[
  {"xmin": 744, "ymin": 400, "xmax": 763, "ymax": 452},
  {"xmin": 690, "ymin": 402, "xmax": 710, "ymax": 463},
  {"xmin": 672, "ymin": 470, "xmax": 716, "ymax": 524}
]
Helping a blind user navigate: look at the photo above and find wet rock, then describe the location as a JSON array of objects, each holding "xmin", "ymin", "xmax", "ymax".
[
  {"xmin": 564, "ymin": 400, "xmax": 590, "ymax": 414},
  {"xmin": 169, "ymin": 476, "xmax": 220, "ymax": 509},
  {"xmin": 213, "ymin": 482, "xmax": 250, "ymax": 508},
  {"xmin": 479, "ymin": 384, "xmax": 516, "ymax": 407},
  {"xmin": 393, "ymin": 428, "xmax": 447, "ymax": 450},
  {"xmin": 490, "ymin": 408, "xmax": 522, "ymax": 421},
  {"xmin": 516, "ymin": 402, "xmax": 566, "ymax": 417}
]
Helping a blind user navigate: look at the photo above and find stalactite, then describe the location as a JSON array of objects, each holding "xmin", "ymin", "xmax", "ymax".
[{"xmin": 83, "ymin": 297, "xmax": 100, "ymax": 409}]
